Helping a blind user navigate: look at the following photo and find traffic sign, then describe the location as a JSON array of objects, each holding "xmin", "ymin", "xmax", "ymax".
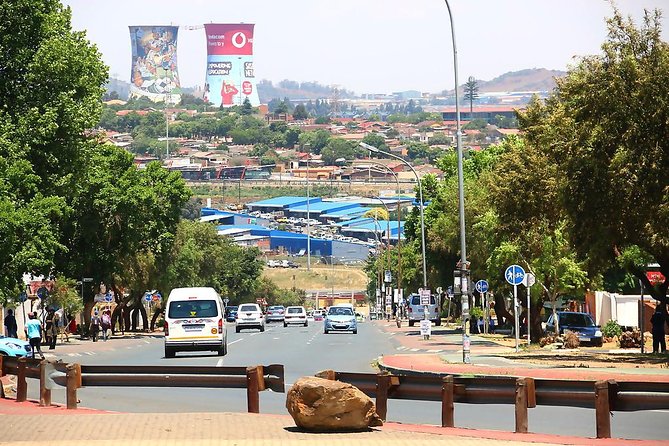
[
  {"xmin": 18, "ymin": 292, "xmax": 27, "ymax": 303},
  {"xmin": 475, "ymin": 280, "xmax": 489, "ymax": 294},
  {"xmin": 104, "ymin": 293, "xmax": 113, "ymax": 303},
  {"xmin": 505, "ymin": 264, "xmax": 525, "ymax": 286},
  {"xmin": 524, "ymin": 272, "xmax": 536, "ymax": 287},
  {"xmin": 384, "ymin": 270, "xmax": 392, "ymax": 283},
  {"xmin": 223, "ymin": 298, "xmax": 229, "ymax": 305},
  {"xmin": 419, "ymin": 288, "xmax": 431, "ymax": 306},
  {"xmin": 144, "ymin": 293, "xmax": 152, "ymax": 302}
]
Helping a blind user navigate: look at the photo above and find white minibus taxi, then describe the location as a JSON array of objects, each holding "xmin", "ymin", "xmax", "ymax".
[{"xmin": 164, "ymin": 287, "xmax": 227, "ymax": 358}]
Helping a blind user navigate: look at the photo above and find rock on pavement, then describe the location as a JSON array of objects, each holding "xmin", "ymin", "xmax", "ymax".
[{"xmin": 286, "ymin": 376, "xmax": 383, "ymax": 432}]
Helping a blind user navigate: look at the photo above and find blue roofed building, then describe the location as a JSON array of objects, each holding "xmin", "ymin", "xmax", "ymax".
[
  {"xmin": 285, "ymin": 201, "xmax": 360, "ymax": 221},
  {"xmin": 246, "ymin": 196, "xmax": 321, "ymax": 214}
]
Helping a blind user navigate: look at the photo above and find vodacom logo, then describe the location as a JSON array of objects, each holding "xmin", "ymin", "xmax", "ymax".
[{"xmin": 231, "ymin": 32, "xmax": 247, "ymax": 49}]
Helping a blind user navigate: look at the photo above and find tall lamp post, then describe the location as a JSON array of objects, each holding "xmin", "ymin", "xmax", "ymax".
[
  {"xmin": 444, "ymin": 0, "xmax": 470, "ymax": 363},
  {"xmin": 360, "ymin": 142, "xmax": 426, "ymax": 289},
  {"xmin": 305, "ymin": 144, "xmax": 311, "ymax": 271}
]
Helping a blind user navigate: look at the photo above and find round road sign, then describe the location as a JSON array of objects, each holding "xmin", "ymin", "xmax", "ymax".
[{"xmin": 505, "ymin": 265, "xmax": 525, "ymax": 286}]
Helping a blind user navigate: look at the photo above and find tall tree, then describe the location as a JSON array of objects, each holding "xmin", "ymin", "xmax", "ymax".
[
  {"xmin": 463, "ymin": 77, "xmax": 480, "ymax": 115},
  {"xmin": 520, "ymin": 9, "xmax": 669, "ymax": 311}
]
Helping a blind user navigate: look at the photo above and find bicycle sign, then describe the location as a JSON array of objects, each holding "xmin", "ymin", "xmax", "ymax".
[{"xmin": 475, "ymin": 280, "xmax": 489, "ymax": 294}]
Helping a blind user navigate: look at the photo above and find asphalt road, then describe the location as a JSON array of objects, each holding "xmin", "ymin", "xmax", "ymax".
[{"xmin": 26, "ymin": 320, "xmax": 669, "ymax": 441}]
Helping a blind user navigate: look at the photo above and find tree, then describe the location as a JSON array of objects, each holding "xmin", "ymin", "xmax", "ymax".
[
  {"xmin": 463, "ymin": 77, "xmax": 480, "ymax": 115},
  {"xmin": 292, "ymin": 104, "xmax": 309, "ymax": 120},
  {"xmin": 519, "ymin": 9, "xmax": 669, "ymax": 311}
]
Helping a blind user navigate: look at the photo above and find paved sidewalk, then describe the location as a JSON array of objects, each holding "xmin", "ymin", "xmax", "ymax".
[{"xmin": 1, "ymin": 399, "xmax": 665, "ymax": 446}]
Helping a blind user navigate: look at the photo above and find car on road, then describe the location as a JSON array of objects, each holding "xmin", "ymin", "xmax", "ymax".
[
  {"xmin": 265, "ymin": 305, "xmax": 285, "ymax": 323},
  {"xmin": 163, "ymin": 287, "xmax": 227, "ymax": 358},
  {"xmin": 312, "ymin": 310, "xmax": 324, "ymax": 321},
  {"xmin": 0, "ymin": 335, "xmax": 31, "ymax": 357},
  {"xmin": 324, "ymin": 306, "xmax": 357, "ymax": 334},
  {"xmin": 236, "ymin": 303, "xmax": 265, "ymax": 333},
  {"xmin": 407, "ymin": 293, "xmax": 441, "ymax": 327},
  {"xmin": 545, "ymin": 311, "xmax": 603, "ymax": 346},
  {"xmin": 284, "ymin": 306, "xmax": 308, "ymax": 327},
  {"xmin": 224, "ymin": 305, "xmax": 238, "ymax": 322}
]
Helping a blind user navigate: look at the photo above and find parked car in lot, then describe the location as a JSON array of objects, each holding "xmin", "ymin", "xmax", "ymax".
[
  {"xmin": 224, "ymin": 305, "xmax": 238, "ymax": 322},
  {"xmin": 284, "ymin": 306, "xmax": 308, "ymax": 327},
  {"xmin": 265, "ymin": 305, "xmax": 285, "ymax": 323},
  {"xmin": 324, "ymin": 306, "xmax": 357, "ymax": 334},
  {"xmin": 0, "ymin": 335, "xmax": 31, "ymax": 357},
  {"xmin": 236, "ymin": 303, "xmax": 265, "ymax": 333},
  {"xmin": 545, "ymin": 311, "xmax": 603, "ymax": 346}
]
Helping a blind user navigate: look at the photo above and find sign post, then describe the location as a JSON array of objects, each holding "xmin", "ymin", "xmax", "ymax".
[
  {"xmin": 505, "ymin": 264, "xmax": 525, "ymax": 353},
  {"xmin": 475, "ymin": 280, "xmax": 489, "ymax": 333},
  {"xmin": 419, "ymin": 288, "xmax": 431, "ymax": 340},
  {"xmin": 523, "ymin": 273, "xmax": 535, "ymax": 345}
]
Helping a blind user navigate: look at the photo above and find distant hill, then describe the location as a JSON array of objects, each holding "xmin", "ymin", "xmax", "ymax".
[
  {"xmin": 104, "ymin": 68, "xmax": 567, "ymax": 102},
  {"xmin": 474, "ymin": 68, "xmax": 566, "ymax": 93}
]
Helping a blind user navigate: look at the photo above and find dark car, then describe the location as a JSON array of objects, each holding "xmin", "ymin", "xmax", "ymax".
[
  {"xmin": 545, "ymin": 311, "xmax": 603, "ymax": 346},
  {"xmin": 224, "ymin": 306, "xmax": 238, "ymax": 322}
]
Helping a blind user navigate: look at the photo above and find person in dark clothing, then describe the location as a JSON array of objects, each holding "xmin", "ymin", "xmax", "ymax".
[
  {"xmin": 650, "ymin": 306, "xmax": 668, "ymax": 353},
  {"xmin": 4, "ymin": 309, "xmax": 18, "ymax": 338}
]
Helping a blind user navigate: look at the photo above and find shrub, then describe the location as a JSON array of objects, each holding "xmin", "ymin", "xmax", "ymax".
[
  {"xmin": 563, "ymin": 331, "xmax": 581, "ymax": 349},
  {"xmin": 602, "ymin": 319, "xmax": 622, "ymax": 338}
]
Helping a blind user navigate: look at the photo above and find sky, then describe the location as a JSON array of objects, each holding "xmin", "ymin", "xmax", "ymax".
[{"xmin": 62, "ymin": 0, "xmax": 669, "ymax": 95}]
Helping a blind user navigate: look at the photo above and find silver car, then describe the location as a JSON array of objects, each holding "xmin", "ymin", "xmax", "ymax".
[
  {"xmin": 407, "ymin": 293, "xmax": 441, "ymax": 327},
  {"xmin": 324, "ymin": 306, "xmax": 358, "ymax": 334}
]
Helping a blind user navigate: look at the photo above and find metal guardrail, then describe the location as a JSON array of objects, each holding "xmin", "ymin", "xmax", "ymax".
[
  {"xmin": 1, "ymin": 357, "xmax": 284, "ymax": 413},
  {"xmin": 318, "ymin": 370, "xmax": 669, "ymax": 439}
]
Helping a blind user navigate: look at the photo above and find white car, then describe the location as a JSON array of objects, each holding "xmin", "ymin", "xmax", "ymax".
[
  {"xmin": 236, "ymin": 303, "xmax": 265, "ymax": 332},
  {"xmin": 284, "ymin": 306, "xmax": 308, "ymax": 327}
]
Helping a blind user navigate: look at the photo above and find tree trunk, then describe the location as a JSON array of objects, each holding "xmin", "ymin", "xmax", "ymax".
[
  {"xmin": 494, "ymin": 294, "xmax": 513, "ymax": 326},
  {"xmin": 150, "ymin": 307, "xmax": 163, "ymax": 332}
]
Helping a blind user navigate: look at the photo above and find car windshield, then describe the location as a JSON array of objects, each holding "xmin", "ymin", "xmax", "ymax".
[
  {"xmin": 239, "ymin": 305, "xmax": 259, "ymax": 312},
  {"xmin": 168, "ymin": 300, "xmax": 218, "ymax": 319},
  {"xmin": 328, "ymin": 307, "xmax": 353, "ymax": 316},
  {"xmin": 269, "ymin": 306, "xmax": 284, "ymax": 311},
  {"xmin": 287, "ymin": 307, "xmax": 303, "ymax": 314},
  {"xmin": 225, "ymin": 306, "xmax": 237, "ymax": 313},
  {"xmin": 559, "ymin": 313, "xmax": 595, "ymax": 327}
]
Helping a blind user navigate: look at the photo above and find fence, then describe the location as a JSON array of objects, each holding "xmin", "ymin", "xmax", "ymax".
[
  {"xmin": 0, "ymin": 357, "xmax": 284, "ymax": 413},
  {"xmin": 318, "ymin": 369, "xmax": 669, "ymax": 439}
]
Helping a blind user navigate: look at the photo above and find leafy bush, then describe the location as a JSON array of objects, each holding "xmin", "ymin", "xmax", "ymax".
[
  {"xmin": 602, "ymin": 319, "xmax": 622, "ymax": 338},
  {"xmin": 469, "ymin": 307, "xmax": 484, "ymax": 320}
]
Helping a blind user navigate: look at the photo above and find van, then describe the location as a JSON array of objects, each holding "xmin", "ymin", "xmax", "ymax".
[
  {"xmin": 164, "ymin": 287, "xmax": 227, "ymax": 358},
  {"xmin": 407, "ymin": 293, "xmax": 441, "ymax": 327}
]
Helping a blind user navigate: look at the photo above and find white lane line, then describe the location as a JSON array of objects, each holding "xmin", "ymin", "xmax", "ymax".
[
  {"xmin": 67, "ymin": 353, "xmax": 82, "ymax": 357},
  {"xmin": 228, "ymin": 339, "xmax": 243, "ymax": 345},
  {"xmin": 427, "ymin": 349, "xmax": 442, "ymax": 353},
  {"xmin": 83, "ymin": 351, "xmax": 95, "ymax": 356},
  {"xmin": 143, "ymin": 340, "xmax": 151, "ymax": 344},
  {"xmin": 216, "ymin": 358, "xmax": 224, "ymax": 367},
  {"xmin": 410, "ymin": 348, "xmax": 420, "ymax": 352}
]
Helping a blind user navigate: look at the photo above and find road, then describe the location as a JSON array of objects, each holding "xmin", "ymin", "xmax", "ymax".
[{"xmin": 26, "ymin": 320, "xmax": 669, "ymax": 441}]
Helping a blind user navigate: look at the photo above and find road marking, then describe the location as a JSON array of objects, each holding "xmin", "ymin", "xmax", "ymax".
[
  {"xmin": 410, "ymin": 348, "xmax": 420, "ymax": 352},
  {"xmin": 273, "ymin": 337, "xmax": 280, "ymax": 340},
  {"xmin": 427, "ymin": 349, "xmax": 443, "ymax": 353},
  {"xmin": 83, "ymin": 351, "xmax": 95, "ymax": 356},
  {"xmin": 67, "ymin": 353, "xmax": 82, "ymax": 357},
  {"xmin": 143, "ymin": 340, "xmax": 151, "ymax": 344},
  {"xmin": 216, "ymin": 358, "xmax": 224, "ymax": 367},
  {"xmin": 228, "ymin": 339, "xmax": 243, "ymax": 345}
]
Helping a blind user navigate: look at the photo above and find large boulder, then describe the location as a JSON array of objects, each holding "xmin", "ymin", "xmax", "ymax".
[{"xmin": 286, "ymin": 376, "xmax": 383, "ymax": 431}]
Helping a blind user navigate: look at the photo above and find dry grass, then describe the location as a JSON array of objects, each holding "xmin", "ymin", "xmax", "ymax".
[{"xmin": 262, "ymin": 263, "xmax": 369, "ymax": 291}]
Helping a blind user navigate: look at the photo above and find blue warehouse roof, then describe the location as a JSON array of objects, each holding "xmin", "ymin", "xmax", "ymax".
[
  {"xmin": 288, "ymin": 201, "xmax": 360, "ymax": 215},
  {"xmin": 325, "ymin": 206, "xmax": 373, "ymax": 218},
  {"xmin": 246, "ymin": 196, "xmax": 321, "ymax": 209}
]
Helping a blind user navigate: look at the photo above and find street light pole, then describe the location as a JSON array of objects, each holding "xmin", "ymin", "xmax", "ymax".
[
  {"xmin": 359, "ymin": 142, "xmax": 426, "ymax": 289},
  {"xmin": 444, "ymin": 0, "xmax": 470, "ymax": 364},
  {"xmin": 305, "ymin": 145, "xmax": 311, "ymax": 271}
]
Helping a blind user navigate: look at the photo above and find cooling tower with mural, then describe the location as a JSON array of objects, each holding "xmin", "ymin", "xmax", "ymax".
[
  {"xmin": 129, "ymin": 26, "xmax": 182, "ymax": 103},
  {"xmin": 204, "ymin": 24, "xmax": 260, "ymax": 108}
]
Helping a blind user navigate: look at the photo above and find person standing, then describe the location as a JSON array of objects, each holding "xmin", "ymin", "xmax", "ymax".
[
  {"xmin": 48, "ymin": 311, "xmax": 59, "ymax": 349},
  {"xmin": 650, "ymin": 305, "xmax": 668, "ymax": 353},
  {"xmin": 90, "ymin": 310, "xmax": 101, "ymax": 342},
  {"xmin": 45, "ymin": 309, "xmax": 55, "ymax": 347},
  {"xmin": 25, "ymin": 312, "xmax": 44, "ymax": 359},
  {"xmin": 101, "ymin": 309, "xmax": 111, "ymax": 341},
  {"xmin": 4, "ymin": 309, "xmax": 18, "ymax": 339}
]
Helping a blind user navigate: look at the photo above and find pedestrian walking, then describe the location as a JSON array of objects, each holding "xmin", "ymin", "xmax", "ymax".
[
  {"xmin": 650, "ymin": 305, "xmax": 668, "ymax": 353},
  {"xmin": 101, "ymin": 309, "xmax": 111, "ymax": 341},
  {"xmin": 25, "ymin": 312, "xmax": 44, "ymax": 359},
  {"xmin": 90, "ymin": 310, "xmax": 101, "ymax": 342},
  {"xmin": 45, "ymin": 308, "xmax": 56, "ymax": 348},
  {"xmin": 477, "ymin": 316, "xmax": 484, "ymax": 334},
  {"xmin": 67, "ymin": 314, "xmax": 77, "ymax": 339},
  {"xmin": 4, "ymin": 309, "xmax": 18, "ymax": 339},
  {"xmin": 48, "ymin": 311, "xmax": 58, "ymax": 349}
]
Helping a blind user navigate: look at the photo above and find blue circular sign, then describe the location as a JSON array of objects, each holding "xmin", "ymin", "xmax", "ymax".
[
  {"xmin": 144, "ymin": 293, "xmax": 152, "ymax": 302},
  {"xmin": 475, "ymin": 280, "xmax": 489, "ymax": 293},
  {"xmin": 505, "ymin": 265, "xmax": 525, "ymax": 286},
  {"xmin": 104, "ymin": 293, "xmax": 113, "ymax": 303},
  {"xmin": 18, "ymin": 292, "xmax": 27, "ymax": 303}
]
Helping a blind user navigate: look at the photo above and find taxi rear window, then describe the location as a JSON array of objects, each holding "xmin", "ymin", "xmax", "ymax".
[{"xmin": 168, "ymin": 300, "xmax": 218, "ymax": 318}]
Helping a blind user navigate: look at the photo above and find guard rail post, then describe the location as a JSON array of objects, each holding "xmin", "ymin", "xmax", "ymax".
[
  {"xmin": 595, "ymin": 380, "xmax": 612, "ymax": 438},
  {"xmin": 66, "ymin": 363, "xmax": 80, "ymax": 409},
  {"xmin": 376, "ymin": 372, "xmax": 392, "ymax": 421},
  {"xmin": 514, "ymin": 377, "xmax": 529, "ymax": 433},
  {"xmin": 441, "ymin": 375, "xmax": 454, "ymax": 428},
  {"xmin": 39, "ymin": 360, "xmax": 52, "ymax": 407},
  {"xmin": 16, "ymin": 357, "xmax": 27, "ymax": 402},
  {"xmin": 246, "ymin": 366, "xmax": 260, "ymax": 413}
]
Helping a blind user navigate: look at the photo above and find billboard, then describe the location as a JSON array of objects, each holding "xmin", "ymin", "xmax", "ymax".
[
  {"xmin": 129, "ymin": 26, "xmax": 181, "ymax": 103},
  {"xmin": 203, "ymin": 24, "xmax": 259, "ymax": 108}
]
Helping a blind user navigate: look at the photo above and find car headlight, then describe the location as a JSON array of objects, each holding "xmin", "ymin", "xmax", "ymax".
[{"xmin": 595, "ymin": 330, "xmax": 602, "ymax": 337}]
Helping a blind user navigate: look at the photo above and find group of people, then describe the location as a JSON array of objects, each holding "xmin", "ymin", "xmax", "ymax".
[
  {"xmin": 3, "ymin": 309, "xmax": 78, "ymax": 358},
  {"xmin": 89, "ymin": 308, "xmax": 113, "ymax": 342}
]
